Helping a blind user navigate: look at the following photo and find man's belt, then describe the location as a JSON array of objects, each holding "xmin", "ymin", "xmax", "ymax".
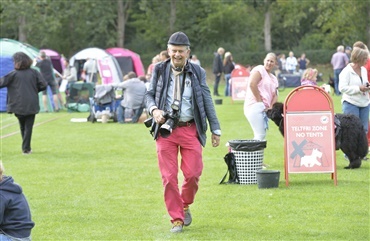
[{"xmin": 177, "ymin": 119, "xmax": 194, "ymax": 127}]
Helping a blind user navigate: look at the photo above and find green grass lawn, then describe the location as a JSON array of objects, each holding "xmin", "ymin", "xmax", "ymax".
[{"xmin": 0, "ymin": 83, "xmax": 369, "ymax": 240}]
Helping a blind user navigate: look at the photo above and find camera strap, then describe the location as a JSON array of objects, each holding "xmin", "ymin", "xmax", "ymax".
[{"xmin": 172, "ymin": 67, "xmax": 186, "ymax": 112}]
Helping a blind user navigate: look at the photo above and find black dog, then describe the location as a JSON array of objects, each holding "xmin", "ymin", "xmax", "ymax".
[{"xmin": 267, "ymin": 102, "xmax": 368, "ymax": 169}]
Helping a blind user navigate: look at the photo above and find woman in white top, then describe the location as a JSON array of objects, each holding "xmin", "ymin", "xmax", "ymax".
[
  {"xmin": 339, "ymin": 46, "xmax": 370, "ymax": 133},
  {"xmin": 244, "ymin": 53, "xmax": 279, "ymax": 140}
]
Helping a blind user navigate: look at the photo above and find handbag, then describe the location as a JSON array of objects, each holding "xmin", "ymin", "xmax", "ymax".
[{"xmin": 219, "ymin": 152, "xmax": 239, "ymax": 184}]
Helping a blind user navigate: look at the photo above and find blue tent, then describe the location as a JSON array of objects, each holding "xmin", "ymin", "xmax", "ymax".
[
  {"xmin": 0, "ymin": 39, "xmax": 61, "ymax": 112},
  {"xmin": 0, "ymin": 38, "xmax": 39, "ymax": 112},
  {"xmin": 0, "ymin": 56, "xmax": 14, "ymax": 112}
]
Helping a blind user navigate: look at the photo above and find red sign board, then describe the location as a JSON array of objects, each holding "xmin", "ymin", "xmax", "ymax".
[
  {"xmin": 284, "ymin": 86, "xmax": 337, "ymax": 186},
  {"xmin": 231, "ymin": 67, "xmax": 250, "ymax": 102},
  {"xmin": 286, "ymin": 112, "xmax": 335, "ymax": 173},
  {"xmin": 231, "ymin": 77, "xmax": 248, "ymax": 101}
]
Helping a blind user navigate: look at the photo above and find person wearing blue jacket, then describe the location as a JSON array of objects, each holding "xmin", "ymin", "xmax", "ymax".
[{"xmin": 0, "ymin": 162, "xmax": 35, "ymax": 240}]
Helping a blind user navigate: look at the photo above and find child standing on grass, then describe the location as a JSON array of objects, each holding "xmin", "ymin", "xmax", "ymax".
[
  {"xmin": 0, "ymin": 52, "xmax": 47, "ymax": 154},
  {"xmin": 0, "ymin": 162, "xmax": 35, "ymax": 240}
]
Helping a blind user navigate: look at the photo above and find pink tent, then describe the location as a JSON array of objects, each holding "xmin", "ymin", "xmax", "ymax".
[
  {"xmin": 41, "ymin": 48, "xmax": 64, "ymax": 74},
  {"xmin": 106, "ymin": 47, "xmax": 145, "ymax": 77}
]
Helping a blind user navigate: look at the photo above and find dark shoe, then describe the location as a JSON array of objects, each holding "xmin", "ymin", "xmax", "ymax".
[
  {"xmin": 184, "ymin": 207, "xmax": 192, "ymax": 226},
  {"xmin": 23, "ymin": 150, "xmax": 32, "ymax": 155},
  {"xmin": 170, "ymin": 220, "xmax": 183, "ymax": 233}
]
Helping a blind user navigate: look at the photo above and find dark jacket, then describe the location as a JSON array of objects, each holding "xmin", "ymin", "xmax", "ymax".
[
  {"xmin": 212, "ymin": 53, "xmax": 223, "ymax": 75},
  {"xmin": 0, "ymin": 68, "xmax": 47, "ymax": 115},
  {"xmin": 145, "ymin": 59, "xmax": 220, "ymax": 147},
  {"xmin": 0, "ymin": 176, "xmax": 35, "ymax": 238},
  {"xmin": 223, "ymin": 61, "xmax": 235, "ymax": 75}
]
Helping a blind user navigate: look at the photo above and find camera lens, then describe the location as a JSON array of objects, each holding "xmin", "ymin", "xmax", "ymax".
[
  {"xmin": 144, "ymin": 117, "xmax": 153, "ymax": 128},
  {"xmin": 159, "ymin": 119, "xmax": 174, "ymax": 138}
]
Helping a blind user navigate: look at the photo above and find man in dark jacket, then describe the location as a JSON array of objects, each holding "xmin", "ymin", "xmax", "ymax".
[
  {"xmin": 145, "ymin": 31, "xmax": 221, "ymax": 233},
  {"xmin": 212, "ymin": 47, "xmax": 225, "ymax": 96},
  {"xmin": 0, "ymin": 162, "xmax": 35, "ymax": 240}
]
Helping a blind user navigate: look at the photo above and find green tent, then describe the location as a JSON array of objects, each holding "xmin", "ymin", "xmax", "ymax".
[
  {"xmin": 0, "ymin": 38, "xmax": 39, "ymax": 59},
  {"xmin": 0, "ymin": 38, "xmax": 62, "ymax": 112}
]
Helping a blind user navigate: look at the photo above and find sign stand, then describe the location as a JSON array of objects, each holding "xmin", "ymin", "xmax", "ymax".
[
  {"xmin": 230, "ymin": 67, "xmax": 249, "ymax": 103},
  {"xmin": 284, "ymin": 86, "xmax": 337, "ymax": 186}
]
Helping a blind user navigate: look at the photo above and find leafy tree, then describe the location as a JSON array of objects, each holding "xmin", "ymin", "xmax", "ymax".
[
  {"xmin": 1, "ymin": 0, "xmax": 369, "ymax": 66},
  {"xmin": 116, "ymin": 0, "xmax": 132, "ymax": 47},
  {"xmin": 316, "ymin": 0, "xmax": 369, "ymax": 49},
  {"xmin": 0, "ymin": 0, "xmax": 43, "ymax": 42}
]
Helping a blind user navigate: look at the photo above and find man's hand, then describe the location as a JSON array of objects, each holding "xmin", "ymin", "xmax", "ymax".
[
  {"xmin": 152, "ymin": 109, "xmax": 166, "ymax": 124},
  {"xmin": 211, "ymin": 133, "xmax": 220, "ymax": 147}
]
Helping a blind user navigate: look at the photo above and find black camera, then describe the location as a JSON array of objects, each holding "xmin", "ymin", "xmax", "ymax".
[
  {"xmin": 144, "ymin": 100, "xmax": 181, "ymax": 138},
  {"xmin": 366, "ymin": 82, "xmax": 370, "ymax": 87},
  {"xmin": 144, "ymin": 117, "xmax": 153, "ymax": 128},
  {"xmin": 159, "ymin": 100, "xmax": 181, "ymax": 138}
]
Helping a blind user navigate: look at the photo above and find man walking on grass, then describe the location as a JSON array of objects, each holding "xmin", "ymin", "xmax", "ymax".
[
  {"xmin": 145, "ymin": 31, "xmax": 221, "ymax": 233},
  {"xmin": 212, "ymin": 47, "xmax": 224, "ymax": 96}
]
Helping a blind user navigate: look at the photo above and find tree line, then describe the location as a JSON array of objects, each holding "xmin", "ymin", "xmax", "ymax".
[{"xmin": 1, "ymin": 0, "xmax": 369, "ymax": 68}]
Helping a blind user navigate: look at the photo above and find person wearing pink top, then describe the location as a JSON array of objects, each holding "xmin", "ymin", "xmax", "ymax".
[
  {"xmin": 365, "ymin": 59, "xmax": 370, "ymax": 83},
  {"xmin": 352, "ymin": 41, "xmax": 370, "ymax": 83},
  {"xmin": 244, "ymin": 53, "xmax": 279, "ymax": 141},
  {"xmin": 300, "ymin": 68, "xmax": 318, "ymax": 86}
]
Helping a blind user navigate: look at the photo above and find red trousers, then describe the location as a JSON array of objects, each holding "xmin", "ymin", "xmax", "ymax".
[{"xmin": 156, "ymin": 123, "xmax": 203, "ymax": 223}]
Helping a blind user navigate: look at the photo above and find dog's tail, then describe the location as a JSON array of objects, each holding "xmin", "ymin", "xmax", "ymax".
[
  {"xmin": 345, "ymin": 126, "xmax": 369, "ymax": 169},
  {"xmin": 358, "ymin": 130, "xmax": 369, "ymax": 158}
]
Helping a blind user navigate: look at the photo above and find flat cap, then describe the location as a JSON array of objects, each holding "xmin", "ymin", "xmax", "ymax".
[{"xmin": 168, "ymin": 32, "xmax": 190, "ymax": 46}]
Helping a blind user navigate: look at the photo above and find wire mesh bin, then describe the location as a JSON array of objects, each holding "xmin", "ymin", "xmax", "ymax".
[{"xmin": 228, "ymin": 140, "xmax": 267, "ymax": 184}]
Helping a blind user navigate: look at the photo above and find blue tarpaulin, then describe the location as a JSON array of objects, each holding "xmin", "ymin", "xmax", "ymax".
[{"xmin": 0, "ymin": 56, "xmax": 14, "ymax": 112}]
